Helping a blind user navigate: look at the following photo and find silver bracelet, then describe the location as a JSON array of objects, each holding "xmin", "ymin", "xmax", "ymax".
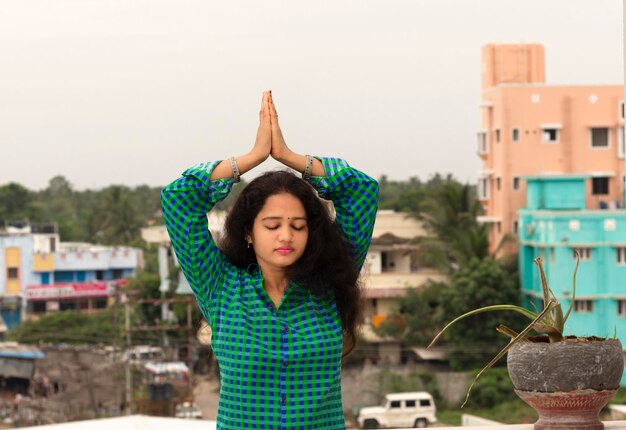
[
  {"xmin": 302, "ymin": 155, "xmax": 313, "ymax": 181},
  {"xmin": 228, "ymin": 156, "xmax": 241, "ymax": 183}
]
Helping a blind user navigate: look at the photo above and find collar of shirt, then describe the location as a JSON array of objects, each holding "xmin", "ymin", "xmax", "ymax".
[{"xmin": 247, "ymin": 266, "xmax": 311, "ymax": 311}]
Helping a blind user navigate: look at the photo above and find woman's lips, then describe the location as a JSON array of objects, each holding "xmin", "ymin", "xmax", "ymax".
[{"xmin": 276, "ymin": 247, "xmax": 294, "ymax": 255}]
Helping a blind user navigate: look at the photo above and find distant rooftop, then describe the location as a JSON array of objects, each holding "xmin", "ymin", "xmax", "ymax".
[
  {"xmin": 0, "ymin": 341, "xmax": 45, "ymax": 360},
  {"xmin": 0, "ymin": 220, "xmax": 57, "ymax": 235}
]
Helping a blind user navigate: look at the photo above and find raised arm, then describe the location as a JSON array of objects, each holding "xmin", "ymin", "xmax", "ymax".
[
  {"xmin": 268, "ymin": 93, "xmax": 379, "ymax": 270},
  {"xmin": 161, "ymin": 91, "xmax": 272, "ymax": 312}
]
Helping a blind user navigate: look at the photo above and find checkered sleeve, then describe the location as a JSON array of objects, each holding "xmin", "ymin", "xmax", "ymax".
[
  {"xmin": 161, "ymin": 161, "xmax": 234, "ymax": 314},
  {"xmin": 308, "ymin": 157, "xmax": 379, "ymax": 271}
]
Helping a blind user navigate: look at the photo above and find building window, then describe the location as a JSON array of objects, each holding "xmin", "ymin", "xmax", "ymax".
[
  {"xmin": 573, "ymin": 248, "xmax": 591, "ymax": 261},
  {"xmin": 549, "ymin": 247, "xmax": 555, "ymax": 265},
  {"xmin": 542, "ymin": 128, "xmax": 559, "ymax": 143},
  {"xmin": 94, "ymin": 299, "xmax": 108, "ymax": 309},
  {"xmin": 496, "ymin": 222, "xmax": 502, "ymax": 234},
  {"xmin": 618, "ymin": 300, "xmax": 626, "ymax": 317},
  {"xmin": 513, "ymin": 177, "xmax": 520, "ymax": 191},
  {"xmin": 478, "ymin": 178, "xmax": 489, "ymax": 200},
  {"xmin": 620, "ymin": 100, "xmax": 625, "ymax": 121},
  {"xmin": 512, "ymin": 128, "xmax": 520, "ymax": 142},
  {"xmin": 60, "ymin": 301, "xmax": 77, "ymax": 311},
  {"xmin": 50, "ymin": 237, "xmax": 57, "ymax": 252},
  {"xmin": 7, "ymin": 268, "xmax": 18, "ymax": 280},
  {"xmin": 618, "ymin": 127, "xmax": 625, "ymax": 159},
  {"xmin": 381, "ymin": 252, "xmax": 388, "ymax": 271},
  {"xmin": 617, "ymin": 247, "xmax": 626, "ymax": 265},
  {"xmin": 494, "ymin": 129, "xmax": 500, "ymax": 143},
  {"xmin": 513, "ymin": 220, "xmax": 519, "ymax": 234},
  {"xmin": 574, "ymin": 300, "xmax": 593, "ymax": 313},
  {"xmin": 496, "ymin": 177, "xmax": 501, "ymax": 191},
  {"xmin": 591, "ymin": 128, "xmax": 609, "ymax": 148},
  {"xmin": 32, "ymin": 301, "xmax": 47, "ymax": 314},
  {"xmin": 592, "ymin": 177, "xmax": 609, "ymax": 195},
  {"xmin": 112, "ymin": 269, "xmax": 124, "ymax": 279},
  {"xmin": 477, "ymin": 132, "xmax": 488, "ymax": 154}
]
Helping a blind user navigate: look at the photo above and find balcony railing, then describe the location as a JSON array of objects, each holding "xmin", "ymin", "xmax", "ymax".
[{"xmin": 363, "ymin": 271, "xmax": 448, "ymax": 290}]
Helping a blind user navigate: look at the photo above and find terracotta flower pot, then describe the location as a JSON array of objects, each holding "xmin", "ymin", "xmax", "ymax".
[{"xmin": 507, "ymin": 337, "xmax": 624, "ymax": 430}]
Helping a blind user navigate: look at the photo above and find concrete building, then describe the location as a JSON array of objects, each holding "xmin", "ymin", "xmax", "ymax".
[
  {"xmin": 0, "ymin": 222, "xmax": 142, "ymax": 323},
  {"xmin": 477, "ymin": 43, "xmax": 624, "ymax": 255},
  {"xmin": 0, "ymin": 223, "xmax": 59, "ymax": 328},
  {"xmin": 360, "ymin": 210, "xmax": 447, "ymax": 364},
  {"xmin": 25, "ymin": 241, "xmax": 142, "ymax": 318},
  {"xmin": 0, "ymin": 341, "xmax": 45, "ymax": 396},
  {"xmin": 518, "ymin": 175, "xmax": 626, "ymax": 384}
]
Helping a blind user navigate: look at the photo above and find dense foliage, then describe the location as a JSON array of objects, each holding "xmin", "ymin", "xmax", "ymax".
[
  {"xmin": 0, "ymin": 177, "xmax": 161, "ymax": 245},
  {"xmin": 0, "ymin": 176, "xmax": 245, "ymax": 245},
  {"xmin": 438, "ymin": 258, "xmax": 525, "ymax": 369},
  {"xmin": 375, "ymin": 173, "xmax": 523, "ymax": 371},
  {"xmin": 377, "ymin": 173, "xmax": 460, "ymax": 214},
  {"xmin": 8, "ymin": 308, "xmax": 122, "ymax": 344},
  {"xmin": 375, "ymin": 283, "xmax": 441, "ymax": 346}
]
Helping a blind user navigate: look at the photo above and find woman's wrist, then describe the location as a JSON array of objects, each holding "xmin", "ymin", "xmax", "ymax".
[
  {"xmin": 238, "ymin": 151, "xmax": 266, "ymax": 173},
  {"xmin": 272, "ymin": 147, "xmax": 294, "ymax": 165}
]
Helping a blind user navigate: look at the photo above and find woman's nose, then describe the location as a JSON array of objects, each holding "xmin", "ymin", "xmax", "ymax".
[{"xmin": 278, "ymin": 226, "xmax": 293, "ymax": 242}]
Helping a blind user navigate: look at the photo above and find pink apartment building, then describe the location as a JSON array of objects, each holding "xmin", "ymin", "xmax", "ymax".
[{"xmin": 477, "ymin": 44, "xmax": 625, "ymax": 255}]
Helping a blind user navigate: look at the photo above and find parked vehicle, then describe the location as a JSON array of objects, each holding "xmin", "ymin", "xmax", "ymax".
[
  {"xmin": 175, "ymin": 401, "xmax": 203, "ymax": 419},
  {"xmin": 123, "ymin": 345, "xmax": 164, "ymax": 364},
  {"xmin": 356, "ymin": 392, "xmax": 437, "ymax": 429}
]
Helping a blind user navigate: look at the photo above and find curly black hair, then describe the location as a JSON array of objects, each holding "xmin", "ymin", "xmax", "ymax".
[{"xmin": 220, "ymin": 170, "xmax": 362, "ymax": 356}]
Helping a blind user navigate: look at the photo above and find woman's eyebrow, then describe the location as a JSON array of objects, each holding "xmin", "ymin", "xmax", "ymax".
[{"xmin": 261, "ymin": 216, "xmax": 307, "ymax": 221}]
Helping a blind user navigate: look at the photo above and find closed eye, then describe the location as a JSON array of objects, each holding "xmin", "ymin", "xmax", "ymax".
[{"xmin": 292, "ymin": 225, "xmax": 306, "ymax": 231}]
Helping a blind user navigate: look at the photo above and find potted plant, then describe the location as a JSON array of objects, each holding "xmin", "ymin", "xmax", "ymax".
[{"xmin": 428, "ymin": 255, "xmax": 624, "ymax": 430}]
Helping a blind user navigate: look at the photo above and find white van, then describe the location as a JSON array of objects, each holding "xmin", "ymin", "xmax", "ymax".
[{"xmin": 356, "ymin": 392, "xmax": 437, "ymax": 428}]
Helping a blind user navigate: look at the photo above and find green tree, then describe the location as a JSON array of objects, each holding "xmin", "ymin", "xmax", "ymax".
[
  {"xmin": 415, "ymin": 181, "xmax": 490, "ymax": 272},
  {"xmin": 374, "ymin": 282, "xmax": 442, "ymax": 345},
  {"xmin": 436, "ymin": 258, "xmax": 525, "ymax": 370},
  {"xmin": 37, "ymin": 175, "xmax": 83, "ymax": 240},
  {"xmin": 0, "ymin": 182, "xmax": 35, "ymax": 222},
  {"xmin": 8, "ymin": 309, "xmax": 121, "ymax": 344},
  {"xmin": 97, "ymin": 186, "xmax": 142, "ymax": 245},
  {"xmin": 126, "ymin": 270, "xmax": 162, "ymax": 325},
  {"xmin": 378, "ymin": 175, "xmax": 426, "ymax": 213}
]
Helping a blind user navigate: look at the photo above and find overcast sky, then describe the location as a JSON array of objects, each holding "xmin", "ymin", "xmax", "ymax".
[{"xmin": 1, "ymin": 0, "xmax": 623, "ymax": 190}]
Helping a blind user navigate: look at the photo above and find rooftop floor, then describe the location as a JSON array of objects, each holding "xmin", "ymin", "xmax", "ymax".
[{"xmin": 382, "ymin": 423, "xmax": 626, "ymax": 430}]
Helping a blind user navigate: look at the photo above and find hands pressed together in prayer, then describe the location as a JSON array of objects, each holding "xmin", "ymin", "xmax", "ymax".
[
  {"xmin": 252, "ymin": 90, "xmax": 291, "ymax": 164},
  {"xmin": 211, "ymin": 91, "xmax": 325, "ymax": 181}
]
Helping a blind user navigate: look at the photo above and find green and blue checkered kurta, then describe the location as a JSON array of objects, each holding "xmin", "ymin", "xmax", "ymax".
[{"xmin": 161, "ymin": 157, "xmax": 378, "ymax": 429}]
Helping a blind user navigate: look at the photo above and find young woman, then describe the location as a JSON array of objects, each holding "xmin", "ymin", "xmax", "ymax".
[{"xmin": 161, "ymin": 91, "xmax": 378, "ymax": 429}]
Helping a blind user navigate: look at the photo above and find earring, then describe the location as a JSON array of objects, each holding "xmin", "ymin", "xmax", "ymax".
[{"xmin": 247, "ymin": 242, "xmax": 252, "ymax": 249}]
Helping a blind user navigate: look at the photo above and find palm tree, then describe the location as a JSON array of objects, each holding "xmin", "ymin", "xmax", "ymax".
[
  {"xmin": 415, "ymin": 181, "xmax": 508, "ymax": 272},
  {"xmin": 98, "ymin": 186, "xmax": 141, "ymax": 245}
]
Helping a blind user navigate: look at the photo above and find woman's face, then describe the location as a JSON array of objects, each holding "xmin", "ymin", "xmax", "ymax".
[{"xmin": 249, "ymin": 192, "xmax": 309, "ymax": 274}]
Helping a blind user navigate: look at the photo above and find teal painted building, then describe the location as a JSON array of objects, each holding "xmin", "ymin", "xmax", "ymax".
[{"xmin": 519, "ymin": 175, "xmax": 626, "ymax": 383}]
